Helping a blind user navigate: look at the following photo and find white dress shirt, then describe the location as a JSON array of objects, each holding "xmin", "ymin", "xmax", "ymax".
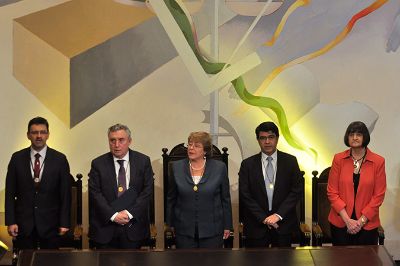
[
  {"xmin": 30, "ymin": 146, "xmax": 47, "ymax": 181},
  {"xmin": 110, "ymin": 152, "xmax": 133, "ymax": 221}
]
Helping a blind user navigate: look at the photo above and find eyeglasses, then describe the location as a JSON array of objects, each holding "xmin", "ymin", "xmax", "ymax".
[
  {"xmin": 29, "ymin": 130, "xmax": 48, "ymax": 135},
  {"xmin": 258, "ymin": 135, "xmax": 276, "ymax": 141},
  {"xmin": 187, "ymin": 142, "xmax": 203, "ymax": 149}
]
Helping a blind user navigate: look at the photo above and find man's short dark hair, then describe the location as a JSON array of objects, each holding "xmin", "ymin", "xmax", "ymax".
[
  {"xmin": 28, "ymin": 117, "xmax": 49, "ymax": 132},
  {"xmin": 344, "ymin": 121, "xmax": 370, "ymax": 147},
  {"xmin": 255, "ymin": 122, "xmax": 279, "ymax": 139}
]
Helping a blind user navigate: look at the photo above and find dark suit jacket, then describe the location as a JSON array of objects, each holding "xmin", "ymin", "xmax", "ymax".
[
  {"xmin": 166, "ymin": 158, "xmax": 232, "ymax": 239},
  {"xmin": 88, "ymin": 149, "xmax": 153, "ymax": 244},
  {"xmin": 239, "ymin": 150, "xmax": 302, "ymax": 239},
  {"xmin": 5, "ymin": 147, "xmax": 72, "ymax": 239}
]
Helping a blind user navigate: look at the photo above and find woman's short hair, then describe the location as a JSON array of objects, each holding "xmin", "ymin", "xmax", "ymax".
[
  {"xmin": 188, "ymin": 131, "xmax": 212, "ymax": 157},
  {"xmin": 344, "ymin": 121, "xmax": 370, "ymax": 147}
]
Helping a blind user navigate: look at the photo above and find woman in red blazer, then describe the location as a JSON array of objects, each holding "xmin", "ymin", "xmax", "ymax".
[{"xmin": 327, "ymin": 121, "xmax": 386, "ymax": 245}]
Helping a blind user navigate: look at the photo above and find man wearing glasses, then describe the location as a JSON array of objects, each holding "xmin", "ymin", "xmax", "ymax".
[
  {"xmin": 239, "ymin": 121, "xmax": 302, "ymax": 247},
  {"xmin": 88, "ymin": 124, "xmax": 153, "ymax": 249},
  {"xmin": 5, "ymin": 117, "xmax": 72, "ymax": 249}
]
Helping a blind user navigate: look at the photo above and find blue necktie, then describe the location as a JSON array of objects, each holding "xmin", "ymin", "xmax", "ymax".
[{"xmin": 265, "ymin": 156, "xmax": 274, "ymax": 211}]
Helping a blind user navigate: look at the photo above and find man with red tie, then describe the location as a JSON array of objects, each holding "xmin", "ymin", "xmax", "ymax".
[
  {"xmin": 5, "ymin": 117, "xmax": 72, "ymax": 249},
  {"xmin": 89, "ymin": 124, "xmax": 153, "ymax": 249}
]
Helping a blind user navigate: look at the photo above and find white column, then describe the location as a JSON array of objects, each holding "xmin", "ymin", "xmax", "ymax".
[{"xmin": 210, "ymin": 0, "xmax": 219, "ymax": 146}]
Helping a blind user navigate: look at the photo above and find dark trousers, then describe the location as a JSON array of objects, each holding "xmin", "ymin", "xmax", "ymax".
[
  {"xmin": 175, "ymin": 234, "xmax": 223, "ymax": 249},
  {"xmin": 93, "ymin": 226, "xmax": 143, "ymax": 249},
  {"xmin": 330, "ymin": 223, "xmax": 379, "ymax": 246},
  {"xmin": 245, "ymin": 228, "xmax": 291, "ymax": 248},
  {"xmin": 15, "ymin": 228, "xmax": 60, "ymax": 249}
]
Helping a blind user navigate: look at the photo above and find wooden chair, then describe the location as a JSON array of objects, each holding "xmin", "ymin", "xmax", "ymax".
[
  {"xmin": 238, "ymin": 171, "xmax": 311, "ymax": 247},
  {"xmin": 59, "ymin": 173, "xmax": 83, "ymax": 249},
  {"xmin": 162, "ymin": 143, "xmax": 233, "ymax": 248},
  {"xmin": 311, "ymin": 168, "xmax": 332, "ymax": 246},
  {"xmin": 147, "ymin": 177, "xmax": 157, "ymax": 249},
  {"xmin": 311, "ymin": 168, "xmax": 385, "ymax": 246},
  {"xmin": 293, "ymin": 171, "xmax": 311, "ymax": 246}
]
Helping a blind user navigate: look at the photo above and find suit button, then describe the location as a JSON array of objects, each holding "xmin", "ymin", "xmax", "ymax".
[{"xmin": 34, "ymin": 206, "xmax": 38, "ymax": 209}]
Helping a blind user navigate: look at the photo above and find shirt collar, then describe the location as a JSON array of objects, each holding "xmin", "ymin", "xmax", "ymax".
[
  {"xmin": 344, "ymin": 147, "xmax": 373, "ymax": 162},
  {"xmin": 261, "ymin": 149, "xmax": 278, "ymax": 162},
  {"xmin": 113, "ymin": 152, "xmax": 130, "ymax": 163},
  {"xmin": 30, "ymin": 145, "xmax": 47, "ymax": 159}
]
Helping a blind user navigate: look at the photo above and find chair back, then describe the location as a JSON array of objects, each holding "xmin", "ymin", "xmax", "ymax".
[
  {"xmin": 59, "ymin": 173, "xmax": 83, "ymax": 249},
  {"xmin": 294, "ymin": 171, "xmax": 311, "ymax": 246},
  {"xmin": 311, "ymin": 168, "xmax": 332, "ymax": 245}
]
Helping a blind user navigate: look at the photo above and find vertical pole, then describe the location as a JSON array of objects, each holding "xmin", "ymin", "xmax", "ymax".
[{"xmin": 210, "ymin": 0, "xmax": 219, "ymax": 146}]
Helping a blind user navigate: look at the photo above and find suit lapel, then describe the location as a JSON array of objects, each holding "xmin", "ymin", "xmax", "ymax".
[
  {"xmin": 198, "ymin": 159, "xmax": 210, "ymax": 184},
  {"xmin": 254, "ymin": 153, "xmax": 267, "ymax": 196},
  {"xmin": 274, "ymin": 150, "xmax": 283, "ymax": 192},
  {"xmin": 39, "ymin": 147, "xmax": 53, "ymax": 185},
  {"xmin": 182, "ymin": 158, "xmax": 194, "ymax": 185},
  {"xmin": 23, "ymin": 148, "xmax": 35, "ymax": 187},
  {"xmin": 106, "ymin": 153, "xmax": 118, "ymax": 197},
  {"xmin": 128, "ymin": 149, "xmax": 136, "ymax": 188}
]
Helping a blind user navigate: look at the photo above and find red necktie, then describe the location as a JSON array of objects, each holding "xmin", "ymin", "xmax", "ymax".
[
  {"xmin": 33, "ymin": 153, "xmax": 41, "ymax": 188},
  {"xmin": 33, "ymin": 153, "xmax": 41, "ymax": 179}
]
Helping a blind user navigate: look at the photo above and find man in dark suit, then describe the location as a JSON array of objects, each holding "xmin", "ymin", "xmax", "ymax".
[
  {"xmin": 239, "ymin": 121, "xmax": 302, "ymax": 247},
  {"xmin": 5, "ymin": 117, "xmax": 72, "ymax": 249},
  {"xmin": 89, "ymin": 123, "xmax": 153, "ymax": 249}
]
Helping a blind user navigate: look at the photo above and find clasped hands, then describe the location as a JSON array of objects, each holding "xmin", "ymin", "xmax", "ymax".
[
  {"xmin": 345, "ymin": 218, "xmax": 364, "ymax": 235},
  {"xmin": 263, "ymin": 214, "xmax": 280, "ymax": 229},
  {"xmin": 114, "ymin": 210, "xmax": 131, "ymax": 225}
]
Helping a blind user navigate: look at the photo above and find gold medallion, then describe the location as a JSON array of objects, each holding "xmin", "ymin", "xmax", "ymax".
[
  {"xmin": 193, "ymin": 185, "xmax": 198, "ymax": 192},
  {"xmin": 118, "ymin": 186, "xmax": 124, "ymax": 192},
  {"xmin": 269, "ymin": 184, "xmax": 274, "ymax": 189}
]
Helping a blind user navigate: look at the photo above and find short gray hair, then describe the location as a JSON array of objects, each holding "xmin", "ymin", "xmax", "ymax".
[{"xmin": 108, "ymin": 123, "xmax": 132, "ymax": 139}]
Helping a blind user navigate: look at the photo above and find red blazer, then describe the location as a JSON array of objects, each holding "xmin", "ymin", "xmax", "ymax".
[{"xmin": 327, "ymin": 148, "xmax": 386, "ymax": 230}]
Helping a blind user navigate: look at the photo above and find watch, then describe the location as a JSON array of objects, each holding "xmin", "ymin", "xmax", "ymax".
[{"xmin": 361, "ymin": 216, "xmax": 367, "ymax": 225}]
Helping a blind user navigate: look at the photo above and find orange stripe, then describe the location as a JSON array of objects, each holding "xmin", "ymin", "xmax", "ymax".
[
  {"xmin": 265, "ymin": 0, "xmax": 310, "ymax": 46},
  {"xmin": 253, "ymin": 0, "xmax": 388, "ymax": 97}
]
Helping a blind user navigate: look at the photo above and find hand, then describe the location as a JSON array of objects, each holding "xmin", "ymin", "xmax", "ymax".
[
  {"xmin": 270, "ymin": 223, "xmax": 279, "ymax": 229},
  {"xmin": 114, "ymin": 211, "xmax": 130, "ymax": 225},
  {"xmin": 345, "ymin": 219, "xmax": 362, "ymax": 234},
  {"xmin": 59, "ymin": 227, "xmax": 69, "ymax": 236},
  {"xmin": 263, "ymin": 214, "xmax": 280, "ymax": 226},
  {"xmin": 7, "ymin": 224, "xmax": 18, "ymax": 237},
  {"xmin": 223, "ymin": 230, "xmax": 231, "ymax": 239}
]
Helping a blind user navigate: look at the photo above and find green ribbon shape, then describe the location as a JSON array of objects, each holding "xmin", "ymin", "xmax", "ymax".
[{"xmin": 161, "ymin": 0, "xmax": 317, "ymax": 159}]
